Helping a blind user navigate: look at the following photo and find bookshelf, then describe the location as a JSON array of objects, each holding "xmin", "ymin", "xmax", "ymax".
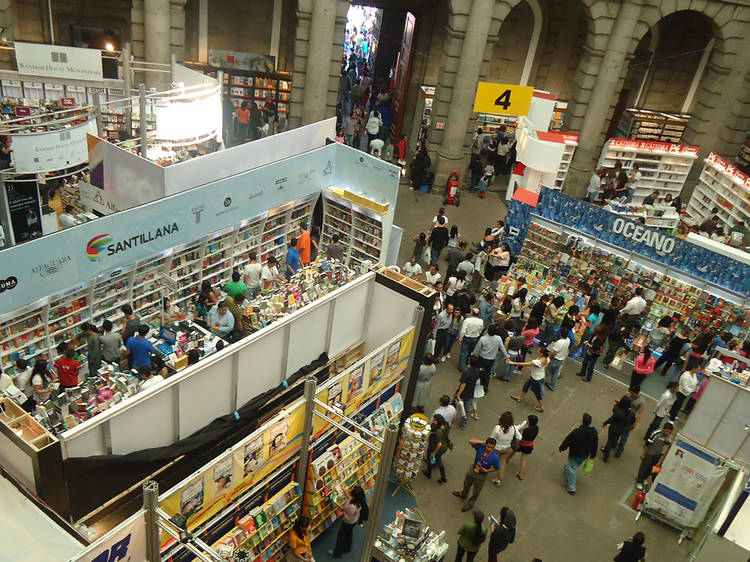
[
  {"xmin": 597, "ymin": 138, "xmax": 699, "ymax": 205},
  {"xmin": 320, "ymin": 189, "xmax": 386, "ymax": 269},
  {"xmin": 615, "ymin": 108, "xmax": 690, "ymax": 143},
  {"xmin": 211, "ymin": 481, "xmax": 302, "ymax": 562},
  {"xmin": 686, "ymin": 152, "xmax": 750, "ymax": 233}
]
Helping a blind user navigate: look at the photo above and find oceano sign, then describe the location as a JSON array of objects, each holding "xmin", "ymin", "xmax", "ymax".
[{"xmin": 611, "ymin": 217, "xmax": 675, "ymax": 254}]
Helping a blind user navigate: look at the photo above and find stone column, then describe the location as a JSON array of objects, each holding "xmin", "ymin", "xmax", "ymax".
[
  {"xmin": 682, "ymin": 23, "xmax": 750, "ymax": 200},
  {"xmin": 144, "ymin": 0, "xmax": 171, "ymax": 90},
  {"xmin": 566, "ymin": 0, "xmax": 643, "ymax": 197},
  {"xmin": 431, "ymin": 0, "xmax": 495, "ymax": 184},
  {"xmin": 300, "ymin": 0, "xmax": 337, "ymax": 124}
]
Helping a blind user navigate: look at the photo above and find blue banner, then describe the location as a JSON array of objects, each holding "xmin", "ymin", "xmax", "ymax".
[{"xmin": 504, "ymin": 188, "xmax": 750, "ymax": 296}]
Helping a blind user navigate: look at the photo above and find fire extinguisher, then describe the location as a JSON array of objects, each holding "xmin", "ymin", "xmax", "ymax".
[{"xmin": 632, "ymin": 491, "xmax": 645, "ymax": 511}]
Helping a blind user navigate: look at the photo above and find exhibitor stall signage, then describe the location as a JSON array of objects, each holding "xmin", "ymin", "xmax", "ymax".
[
  {"xmin": 608, "ymin": 138, "xmax": 700, "ymax": 155},
  {"xmin": 473, "ymin": 82, "xmax": 534, "ymax": 116},
  {"xmin": 15, "ymin": 42, "xmax": 103, "ymax": 81},
  {"xmin": 503, "ymin": 187, "xmax": 750, "ymax": 296},
  {"xmin": 11, "ymin": 122, "xmax": 89, "ymax": 174}
]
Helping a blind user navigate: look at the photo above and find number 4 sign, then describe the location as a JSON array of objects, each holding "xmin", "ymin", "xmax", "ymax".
[{"xmin": 473, "ymin": 82, "xmax": 534, "ymax": 116}]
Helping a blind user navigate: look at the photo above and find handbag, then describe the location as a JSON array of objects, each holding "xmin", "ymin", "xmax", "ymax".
[
  {"xmin": 610, "ymin": 349, "xmax": 626, "ymax": 369},
  {"xmin": 453, "ymin": 396, "xmax": 466, "ymax": 419},
  {"xmin": 425, "ymin": 338, "xmax": 436, "ymax": 355},
  {"xmin": 474, "ymin": 384, "xmax": 485, "ymax": 399},
  {"xmin": 582, "ymin": 458, "xmax": 594, "ymax": 475},
  {"xmin": 511, "ymin": 436, "xmax": 519, "ymax": 451}
]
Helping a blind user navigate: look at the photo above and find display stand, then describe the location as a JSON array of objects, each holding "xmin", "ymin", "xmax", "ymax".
[
  {"xmin": 373, "ymin": 508, "xmax": 448, "ymax": 562},
  {"xmin": 615, "ymin": 108, "xmax": 690, "ymax": 143},
  {"xmin": 392, "ymin": 413, "xmax": 430, "ymax": 497},
  {"xmin": 476, "ymin": 99, "xmax": 567, "ymax": 137},
  {"xmin": 603, "ymin": 201, "xmax": 680, "ymax": 232},
  {"xmin": 596, "ymin": 138, "xmax": 699, "ymax": 205},
  {"xmin": 737, "ymin": 133, "xmax": 750, "ymax": 174},
  {"xmin": 686, "ymin": 151, "xmax": 750, "ymax": 233}
]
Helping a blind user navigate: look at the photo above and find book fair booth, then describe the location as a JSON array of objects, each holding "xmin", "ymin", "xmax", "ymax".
[{"xmin": 501, "ymin": 187, "xmax": 750, "ymax": 557}]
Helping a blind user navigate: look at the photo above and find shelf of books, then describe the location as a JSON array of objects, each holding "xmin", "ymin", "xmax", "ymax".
[
  {"xmin": 320, "ymin": 189, "xmax": 385, "ymax": 269},
  {"xmin": 517, "ymin": 220, "xmax": 748, "ymax": 339},
  {"xmin": 210, "ymin": 481, "xmax": 302, "ymax": 562},
  {"xmin": 615, "ymin": 108, "xmax": 690, "ymax": 143},
  {"xmin": 305, "ymin": 392, "xmax": 403, "ymax": 541},
  {"xmin": 0, "ymin": 194, "xmax": 322, "ymax": 381},
  {"xmin": 597, "ymin": 138, "xmax": 699, "ymax": 205},
  {"xmin": 686, "ymin": 151, "xmax": 750, "ymax": 232}
]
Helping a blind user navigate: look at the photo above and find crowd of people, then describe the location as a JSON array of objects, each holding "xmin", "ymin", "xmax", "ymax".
[{"xmin": 401, "ymin": 205, "xmax": 741, "ymax": 561}]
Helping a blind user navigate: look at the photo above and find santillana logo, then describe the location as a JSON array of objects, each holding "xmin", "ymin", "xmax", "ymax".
[
  {"xmin": 86, "ymin": 234, "xmax": 112, "ymax": 261},
  {"xmin": 86, "ymin": 223, "xmax": 180, "ymax": 262}
]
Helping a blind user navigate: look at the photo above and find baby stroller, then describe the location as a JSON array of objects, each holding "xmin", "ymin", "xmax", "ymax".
[{"xmin": 444, "ymin": 169, "xmax": 461, "ymax": 206}]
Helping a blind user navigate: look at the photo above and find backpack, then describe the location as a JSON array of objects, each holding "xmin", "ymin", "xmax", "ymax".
[{"xmin": 508, "ymin": 334, "xmax": 524, "ymax": 358}]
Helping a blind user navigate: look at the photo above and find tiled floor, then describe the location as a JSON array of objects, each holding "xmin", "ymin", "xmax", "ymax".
[{"xmin": 387, "ymin": 182, "xmax": 691, "ymax": 561}]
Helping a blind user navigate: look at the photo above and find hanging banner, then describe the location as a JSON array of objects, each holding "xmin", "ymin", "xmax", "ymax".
[
  {"xmin": 69, "ymin": 510, "xmax": 146, "ymax": 562},
  {"xmin": 473, "ymin": 82, "xmax": 534, "ymax": 116},
  {"xmin": 4, "ymin": 180, "xmax": 43, "ymax": 243},
  {"xmin": 644, "ymin": 438, "xmax": 728, "ymax": 528},
  {"xmin": 15, "ymin": 42, "xmax": 103, "ymax": 81},
  {"xmin": 11, "ymin": 123, "xmax": 89, "ymax": 173}
]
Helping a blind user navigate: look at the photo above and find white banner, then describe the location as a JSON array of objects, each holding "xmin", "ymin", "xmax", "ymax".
[
  {"xmin": 15, "ymin": 42, "xmax": 103, "ymax": 81},
  {"xmin": 645, "ymin": 438, "xmax": 728, "ymax": 528},
  {"xmin": 11, "ymin": 123, "xmax": 89, "ymax": 173},
  {"xmin": 78, "ymin": 181, "xmax": 122, "ymax": 215},
  {"xmin": 68, "ymin": 509, "xmax": 146, "ymax": 562}
]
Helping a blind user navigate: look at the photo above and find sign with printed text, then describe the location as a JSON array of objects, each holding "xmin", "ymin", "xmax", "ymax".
[
  {"xmin": 706, "ymin": 151, "xmax": 750, "ymax": 189},
  {"xmin": 11, "ymin": 122, "xmax": 89, "ymax": 173},
  {"xmin": 69, "ymin": 510, "xmax": 146, "ymax": 562},
  {"xmin": 15, "ymin": 42, "xmax": 103, "ymax": 81},
  {"xmin": 473, "ymin": 82, "xmax": 534, "ymax": 116},
  {"xmin": 78, "ymin": 181, "xmax": 122, "ymax": 215},
  {"xmin": 608, "ymin": 138, "xmax": 700, "ymax": 156}
]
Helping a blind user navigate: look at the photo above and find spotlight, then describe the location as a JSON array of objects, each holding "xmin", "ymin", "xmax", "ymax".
[{"xmin": 105, "ymin": 42, "xmax": 115, "ymax": 52}]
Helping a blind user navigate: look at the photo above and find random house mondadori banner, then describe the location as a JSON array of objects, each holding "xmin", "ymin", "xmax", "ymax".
[{"xmin": 14, "ymin": 42, "xmax": 103, "ymax": 82}]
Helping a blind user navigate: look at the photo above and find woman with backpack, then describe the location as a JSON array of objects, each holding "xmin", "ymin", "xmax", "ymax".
[{"xmin": 330, "ymin": 485, "xmax": 369, "ymax": 558}]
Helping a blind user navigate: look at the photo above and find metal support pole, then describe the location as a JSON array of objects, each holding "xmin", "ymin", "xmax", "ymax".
[
  {"xmin": 139, "ymin": 84, "xmax": 148, "ymax": 157},
  {"xmin": 143, "ymin": 480, "xmax": 161, "ymax": 562},
  {"xmin": 171, "ymin": 52, "xmax": 177, "ymax": 85},
  {"xmin": 295, "ymin": 376, "xmax": 317, "ymax": 486},
  {"xmin": 122, "ymin": 43, "xmax": 132, "ymax": 135},
  {"xmin": 401, "ymin": 305, "xmax": 425, "ymax": 412},
  {"xmin": 360, "ymin": 422, "xmax": 399, "ymax": 562},
  {"xmin": 92, "ymin": 92, "xmax": 103, "ymax": 137}
]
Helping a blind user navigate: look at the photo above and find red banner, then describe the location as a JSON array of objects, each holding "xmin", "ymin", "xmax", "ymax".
[{"xmin": 706, "ymin": 151, "xmax": 750, "ymax": 190}]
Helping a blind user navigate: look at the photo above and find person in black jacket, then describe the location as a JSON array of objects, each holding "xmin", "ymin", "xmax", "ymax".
[
  {"xmin": 559, "ymin": 413, "xmax": 598, "ymax": 495},
  {"xmin": 600, "ymin": 395, "xmax": 635, "ymax": 462},
  {"xmin": 429, "ymin": 216, "xmax": 450, "ymax": 264},
  {"xmin": 488, "ymin": 507, "xmax": 516, "ymax": 562},
  {"xmin": 614, "ymin": 531, "xmax": 646, "ymax": 562}
]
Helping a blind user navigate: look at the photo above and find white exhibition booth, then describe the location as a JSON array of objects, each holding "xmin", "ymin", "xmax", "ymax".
[{"xmin": 61, "ymin": 270, "xmax": 419, "ymax": 459}]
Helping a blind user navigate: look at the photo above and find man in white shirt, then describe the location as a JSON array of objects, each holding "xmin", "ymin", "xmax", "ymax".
[
  {"xmin": 626, "ymin": 164, "xmax": 642, "ymax": 202},
  {"xmin": 369, "ymin": 137, "xmax": 385, "ymax": 155},
  {"xmin": 431, "ymin": 209, "xmax": 449, "ymax": 230},
  {"xmin": 139, "ymin": 366, "xmax": 165, "ymax": 390},
  {"xmin": 243, "ymin": 251, "xmax": 263, "ymax": 298},
  {"xmin": 670, "ymin": 362, "xmax": 702, "ymax": 421},
  {"xmin": 59, "ymin": 205, "xmax": 78, "ymax": 229},
  {"xmin": 261, "ymin": 256, "xmax": 283, "ymax": 292},
  {"xmin": 403, "ymin": 256, "xmax": 423, "ymax": 279},
  {"xmin": 586, "ymin": 170, "xmax": 603, "ymax": 202},
  {"xmin": 433, "ymin": 394, "xmax": 457, "ymax": 427},
  {"xmin": 545, "ymin": 327, "xmax": 571, "ymax": 391},
  {"xmin": 457, "ymin": 307, "xmax": 484, "ymax": 371},
  {"xmin": 424, "ymin": 263, "xmax": 441, "ymax": 287},
  {"xmin": 644, "ymin": 381, "xmax": 677, "ymax": 437},
  {"xmin": 620, "ymin": 287, "xmax": 647, "ymax": 327}
]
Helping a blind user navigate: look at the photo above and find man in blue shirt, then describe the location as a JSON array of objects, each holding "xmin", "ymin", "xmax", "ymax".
[
  {"xmin": 285, "ymin": 238, "xmax": 301, "ymax": 280},
  {"xmin": 207, "ymin": 301, "xmax": 236, "ymax": 340},
  {"xmin": 452, "ymin": 437, "xmax": 500, "ymax": 511},
  {"xmin": 126, "ymin": 324, "xmax": 155, "ymax": 369}
]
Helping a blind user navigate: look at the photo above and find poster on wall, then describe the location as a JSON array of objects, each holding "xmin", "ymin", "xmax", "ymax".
[
  {"xmin": 212, "ymin": 457, "xmax": 233, "ymax": 498},
  {"xmin": 368, "ymin": 350, "xmax": 385, "ymax": 388},
  {"xmin": 5, "ymin": 181, "xmax": 43, "ymax": 243},
  {"xmin": 327, "ymin": 380, "xmax": 343, "ymax": 409},
  {"xmin": 384, "ymin": 339, "xmax": 402, "ymax": 374},
  {"xmin": 267, "ymin": 417, "xmax": 289, "ymax": 457},
  {"xmin": 180, "ymin": 478, "xmax": 205, "ymax": 518},
  {"xmin": 208, "ymin": 49, "xmax": 275, "ymax": 72},
  {"xmin": 348, "ymin": 363, "xmax": 366, "ymax": 402},
  {"xmin": 242, "ymin": 437, "xmax": 265, "ymax": 479}
]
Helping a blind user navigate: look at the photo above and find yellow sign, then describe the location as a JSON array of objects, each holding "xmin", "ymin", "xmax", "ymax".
[{"xmin": 473, "ymin": 82, "xmax": 534, "ymax": 116}]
